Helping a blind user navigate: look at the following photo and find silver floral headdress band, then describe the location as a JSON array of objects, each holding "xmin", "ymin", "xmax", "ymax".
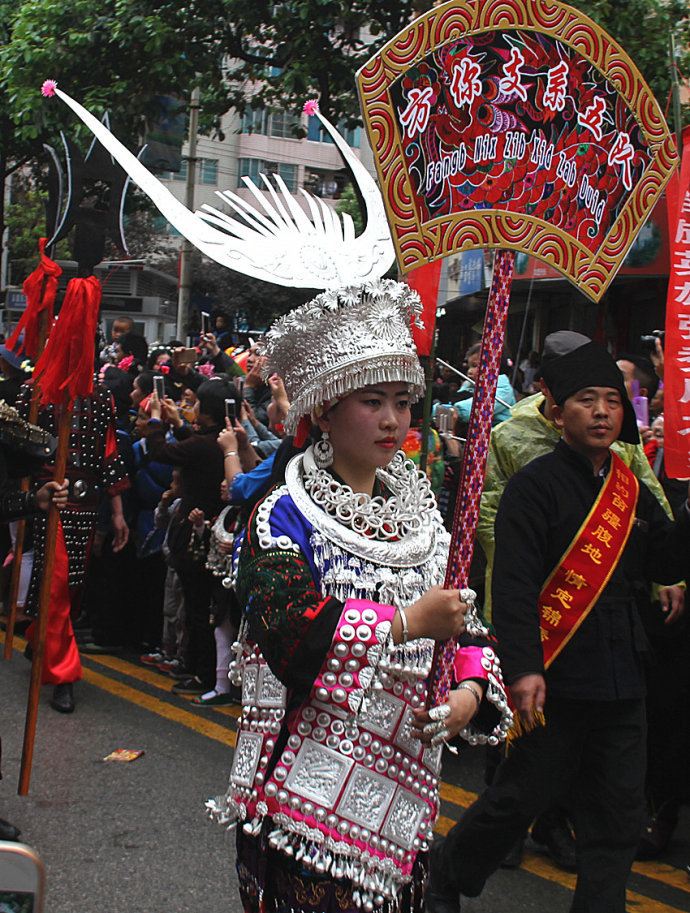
[{"xmin": 261, "ymin": 279, "xmax": 425, "ymax": 435}]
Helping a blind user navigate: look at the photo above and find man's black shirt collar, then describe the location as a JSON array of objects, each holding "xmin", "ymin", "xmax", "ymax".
[{"xmin": 554, "ymin": 438, "xmax": 611, "ymax": 480}]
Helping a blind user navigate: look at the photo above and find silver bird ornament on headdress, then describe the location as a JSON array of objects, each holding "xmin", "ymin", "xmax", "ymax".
[{"xmin": 41, "ymin": 82, "xmax": 395, "ymax": 289}]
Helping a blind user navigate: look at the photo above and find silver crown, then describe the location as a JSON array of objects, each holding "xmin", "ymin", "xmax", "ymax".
[{"xmin": 262, "ymin": 279, "xmax": 425, "ymax": 434}]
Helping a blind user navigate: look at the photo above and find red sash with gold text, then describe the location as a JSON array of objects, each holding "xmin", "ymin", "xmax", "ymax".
[{"xmin": 538, "ymin": 452, "xmax": 639, "ymax": 668}]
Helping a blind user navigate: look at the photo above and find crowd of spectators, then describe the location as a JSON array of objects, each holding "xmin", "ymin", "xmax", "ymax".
[
  {"xmin": 1, "ymin": 312, "xmax": 682, "ymax": 864},
  {"xmin": 64, "ymin": 313, "xmax": 291, "ymax": 706}
]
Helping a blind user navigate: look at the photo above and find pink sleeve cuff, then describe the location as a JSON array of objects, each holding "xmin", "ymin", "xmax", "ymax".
[
  {"xmin": 453, "ymin": 645, "xmax": 490, "ymax": 683},
  {"xmin": 453, "ymin": 644, "xmax": 514, "ymax": 746},
  {"xmin": 311, "ymin": 599, "xmax": 396, "ymax": 715}
]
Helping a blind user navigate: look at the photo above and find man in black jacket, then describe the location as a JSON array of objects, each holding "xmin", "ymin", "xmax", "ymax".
[{"xmin": 427, "ymin": 343, "xmax": 690, "ymax": 913}]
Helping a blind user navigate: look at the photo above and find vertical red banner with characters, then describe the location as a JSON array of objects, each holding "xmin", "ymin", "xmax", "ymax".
[{"xmin": 664, "ymin": 126, "xmax": 690, "ymax": 479}]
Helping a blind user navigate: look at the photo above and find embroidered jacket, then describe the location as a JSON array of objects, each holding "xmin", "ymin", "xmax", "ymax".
[{"xmin": 210, "ymin": 450, "xmax": 511, "ymax": 910}]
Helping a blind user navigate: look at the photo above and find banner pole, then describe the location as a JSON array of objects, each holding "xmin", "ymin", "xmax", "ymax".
[
  {"xmin": 428, "ymin": 249, "xmax": 515, "ymax": 705},
  {"xmin": 18, "ymin": 399, "xmax": 71, "ymax": 795},
  {"xmin": 419, "ymin": 329, "xmax": 438, "ymax": 474}
]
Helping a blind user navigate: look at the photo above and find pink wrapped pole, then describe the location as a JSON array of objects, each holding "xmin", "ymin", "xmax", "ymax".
[{"xmin": 428, "ymin": 249, "xmax": 515, "ymax": 706}]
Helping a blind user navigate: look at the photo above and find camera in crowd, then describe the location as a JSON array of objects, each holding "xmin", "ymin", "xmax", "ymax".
[{"xmin": 640, "ymin": 330, "xmax": 664, "ymax": 356}]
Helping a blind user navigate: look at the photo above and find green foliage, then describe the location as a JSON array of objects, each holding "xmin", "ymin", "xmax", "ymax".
[
  {"xmin": 155, "ymin": 249, "xmax": 313, "ymax": 329},
  {"xmin": 335, "ymin": 183, "xmax": 364, "ymax": 235},
  {"xmin": 1, "ymin": 0, "xmax": 686, "ymax": 170},
  {"xmin": 568, "ymin": 0, "xmax": 689, "ymax": 129},
  {"xmin": 1, "ymin": 0, "xmax": 229, "ymax": 139},
  {"xmin": 5, "ymin": 174, "xmax": 70, "ymax": 276},
  {"xmin": 189, "ymin": 255, "xmax": 313, "ymax": 330}
]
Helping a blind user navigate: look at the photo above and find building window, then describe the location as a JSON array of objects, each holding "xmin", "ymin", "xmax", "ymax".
[
  {"xmin": 307, "ymin": 115, "xmax": 360, "ymax": 148},
  {"xmin": 238, "ymin": 158, "xmax": 262, "ymax": 184},
  {"xmin": 242, "ymin": 107, "xmax": 300, "ymax": 139},
  {"xmin": 170, "ymin": 160, "xmax": 187, "ymax": 181},
  {"xmin": 238, "ymin": 158, "xmax": 298, "ymax": 192},
  {"xmin": 304, "ymin": 169, "xmax": 346, "ymax": 199},
  {"xmin": 270, "ymin": 111, "xmax": 301, "ymax": 139},
  {"xmin": 162, "ymin": 158, "xmax": 217, "ymax": 185},
  {"xmin": 242, "ymin": 108, "xmax": 268, "ymax": 134},
  {"xmin": 199, "ymin": 158, "xmax": 218, "ymax": 185}
]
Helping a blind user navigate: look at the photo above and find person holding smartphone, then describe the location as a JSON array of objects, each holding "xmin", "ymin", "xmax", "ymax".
[
  {"xmin": 146, "ymin": 379, "xmax": 233, "ymax": 696},
  {"xmin": 198, "ymin": 332, "xmax": 244, "ymax": 378}
]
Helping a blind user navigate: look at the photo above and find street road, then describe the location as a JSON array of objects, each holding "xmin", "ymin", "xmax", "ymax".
[{"xmin": 1, "ymin": 634, "xmax": 688, "ymax": 913}]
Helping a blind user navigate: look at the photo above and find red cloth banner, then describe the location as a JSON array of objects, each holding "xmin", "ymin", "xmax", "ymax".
[
  {"xmin": 25, "ymin": 520, "xmax": 82, "ymax": 685},
  {"xmin": 664, "ymin": 126, "xmax": 690, "ymax": 478},
  {"xmin": 407, "ymin": 260, "xmax": 442, "ymax": 356},
  {"xmin": 32, "ymin": 275, "xmax": 102, "ymax": 407},
  {"xmin": 8, "ymin": 238, "xmax": 62, "ymax": 359}
]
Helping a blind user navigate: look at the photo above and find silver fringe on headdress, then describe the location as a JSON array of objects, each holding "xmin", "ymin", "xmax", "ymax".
[{"xmin": 261, "ymin": 279, "xmax": 426, "ymax": 434}]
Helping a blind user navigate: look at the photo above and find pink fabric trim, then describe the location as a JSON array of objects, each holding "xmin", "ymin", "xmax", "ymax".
[
  {"xmin": 343, "ymin": 598, "xmax": 397, "ymax": 622},
  {"xmin": 310, "ymin": 599, "xmax": 396, "ymax": 714},
  {"xmin": 453, "ymin": 645, "xmax": 489, "ymax": 684}
]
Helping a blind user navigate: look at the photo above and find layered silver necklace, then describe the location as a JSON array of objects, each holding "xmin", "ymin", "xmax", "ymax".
[
  {"xmin": 302, "ymin": 448, "xmax": 436, "ymax": 541},
  {"xmin": 285, "ymin": 448, "xmax": 449, "ymax": 613}
]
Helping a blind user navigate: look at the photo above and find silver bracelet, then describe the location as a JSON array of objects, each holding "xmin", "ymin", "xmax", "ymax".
[
  {"xmin": 397, "ymin": 606, "xmax": 409, "ymax": 644},
  {"xmin": 457, "ymin": 681, "xmax": 481, "ymax": 711},
  {"xmin": 224, "ymin": 450, "xmax": 239, "ymax": 458}
]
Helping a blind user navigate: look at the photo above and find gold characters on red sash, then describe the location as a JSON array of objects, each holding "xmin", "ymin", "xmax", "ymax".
[{"xmin": 537, "ymin": 453, "xmax": 639, "ymax": 669}]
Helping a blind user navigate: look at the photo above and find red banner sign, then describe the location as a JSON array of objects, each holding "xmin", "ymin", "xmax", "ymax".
[
  {"xmin": 664, "ymin": 126, "xmax": 690, "ymax": 479},
  {"xmin": 357, "ymin": 0, "xmax": 678, "ymax": 303},
  {"xmin": 407, "ymin": 260, "xmax": 443, "ymax": 356}
]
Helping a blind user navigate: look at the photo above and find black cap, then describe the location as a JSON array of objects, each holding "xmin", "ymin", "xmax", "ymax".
[
  {"xmin": 0, "ymin": 343, "xmax": 31, "ymax": 374},
  {"xmin": 536, "ymin": 330, "xmax": 590, "ymax": 380},
  {"xmin": 541, "ymin": 341, "xmax": 639, "ymax": 444}
]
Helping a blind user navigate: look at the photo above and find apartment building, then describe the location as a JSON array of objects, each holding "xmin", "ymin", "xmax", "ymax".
[{"xmin": 156, "ymin": 105, "xmax": 375, "ymax": 234}]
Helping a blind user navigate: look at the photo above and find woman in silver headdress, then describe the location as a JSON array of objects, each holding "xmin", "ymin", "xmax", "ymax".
[
  {"xmin": 208, "ymin": 281, "xmax": 512, "ymax": 913},
  {"xmin": 41, "ymin": 84, "xmax": 512, "ymax": 913}
]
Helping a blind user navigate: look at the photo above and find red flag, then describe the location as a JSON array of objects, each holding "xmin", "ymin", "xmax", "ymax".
[
  {"xmin": 407, "ymin": 260, "xmax": 442, "ymax": 356},
  {"xmin": 8, "ymin": 238, "xmax": 62, "ymax": 359},
  {"xmin": 32, "ymin": 276, "xmax": 101, "ymax": 406},
  {"xmin": 664, "ymin": 126, "xmax": 690, "ymax": 478}
]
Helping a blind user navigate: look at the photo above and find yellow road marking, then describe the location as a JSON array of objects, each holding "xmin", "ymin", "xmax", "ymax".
[
  {"xmin": 82, "ymin": 653, "xmax": 240, "ymax": 718},
  {"xmin": 436, "ymin": 784, "xmax": 690, "ymax": 897},
  {"xmin": 435, "ymin": 816, "xmax": 689, "ymax": 913},
  {"xmin": 632, "ymin": 862, "xmax": 690, "ymax": 895},
  {"xmin": 81, "ymin": 665, "xmax": 237, "ymax": 748},
  {"xmin": 438, "ymin": 781, "xmax": 477, "ymax": 808},
  {"xmin": 5, "ymin": 631, "xmax": 688, "ymax": 905}
]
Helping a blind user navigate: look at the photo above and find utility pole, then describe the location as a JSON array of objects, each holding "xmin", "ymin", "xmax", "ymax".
[
  {"xmin": 669, "ymin": 31, "xmax": 682, "ymax": 158},
  {"xmin": 176, "ymin": 85, "xmax": 200, "ymax": 342}
]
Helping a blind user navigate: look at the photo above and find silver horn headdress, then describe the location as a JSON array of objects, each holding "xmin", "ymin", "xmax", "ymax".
[{"xmin": 44, "ymin": 82, "xmax": 424, "ymax": 429}]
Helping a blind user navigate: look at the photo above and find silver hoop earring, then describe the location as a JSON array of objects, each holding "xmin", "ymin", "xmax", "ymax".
[{"xmin": 314, "ymin": 431, "xmax": 334, "ymax": 469}]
